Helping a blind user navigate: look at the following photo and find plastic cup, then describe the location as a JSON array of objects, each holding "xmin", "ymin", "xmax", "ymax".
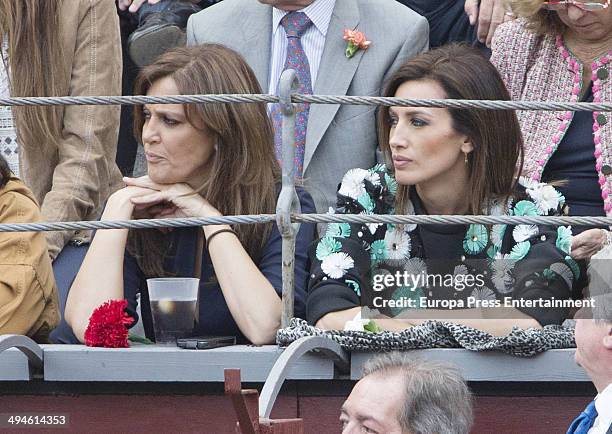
[{"xmin": 147, "ymin": 277, "xmax": 199, "ymax": 344}]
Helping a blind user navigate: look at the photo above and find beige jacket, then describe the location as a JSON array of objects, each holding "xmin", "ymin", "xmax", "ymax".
[
  {"xmin": 18, "ymin": 0, "xmax": 123, "ymax": 259},
  {"xmin": 0, "ymin": 179, "xmax": 59, "ymax": 342}
]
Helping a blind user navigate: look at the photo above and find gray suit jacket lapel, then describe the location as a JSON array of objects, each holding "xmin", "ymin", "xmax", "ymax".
[
  {"xmin": 304, "ymin": 0, "xmax": 362, "ymax": 170},
  {"xmin": 240, "ymin": 5, "xmax": 272, "ymax": 90}
]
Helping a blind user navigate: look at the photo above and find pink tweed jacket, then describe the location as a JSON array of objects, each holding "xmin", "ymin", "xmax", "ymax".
[{"xmin": 491, "ymin": 19, "xmax": 612, "ymax": 215}]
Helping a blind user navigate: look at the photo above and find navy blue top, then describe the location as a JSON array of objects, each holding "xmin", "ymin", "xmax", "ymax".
[
  {"xmin": 542, "ymin": 84, "xmax": 604, "ymax": 233},
  {"xmin": 123, "ymin": 188, "xmax": 317, "ymax": 343}
]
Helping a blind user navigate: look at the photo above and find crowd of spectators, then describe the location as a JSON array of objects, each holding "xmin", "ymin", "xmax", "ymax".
[{"xmin": 0, "ymin": 0, "xmax": 611, "ymax": 432}]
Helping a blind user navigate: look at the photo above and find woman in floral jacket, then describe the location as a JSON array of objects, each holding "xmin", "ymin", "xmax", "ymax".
[
  {"xmin": 491, "ymin": 0, "xmax": 612, "ymax": 260},
  {"xmin": 307, "ymin": 45, "xmax": 579, "ymax": 335}
]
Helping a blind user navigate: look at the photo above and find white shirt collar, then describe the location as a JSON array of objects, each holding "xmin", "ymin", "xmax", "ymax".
[
  {"xmin": 593, "ymin": 383, "xmax": 612, "ymax": 432},
  {"xmin": 272, "ymin": 0, "xmax": 336, "ymax": 37}
]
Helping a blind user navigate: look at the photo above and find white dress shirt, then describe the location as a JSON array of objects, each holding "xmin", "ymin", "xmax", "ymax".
[
  {"xmin": 0, "ymin": 38, "xmax": 19, "ymax": 177},
  {"xmin": 589, "ymin": 383, "xmax": 612, "ymax": 434},
  {"xmin": 267, "ymin": 0, "xmax": 336, "ymax": 94}
]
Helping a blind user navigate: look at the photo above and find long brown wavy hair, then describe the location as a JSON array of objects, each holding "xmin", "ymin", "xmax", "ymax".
[
  {"xmin": 129, "ymin": 44, "xmax": 280, "ymax": 277},
  {"xmin": 0, "ymin": 155, "xmax": 10, "ymax": 188},
  {"xmin": 0, "ymin": 0, "xmax": 64, "ymax": 150},
  {"xmin": 378, "ymin": 44, "xmax": 524, "ymax": 216}
]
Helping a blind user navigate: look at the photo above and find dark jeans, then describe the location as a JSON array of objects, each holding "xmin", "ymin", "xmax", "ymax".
[{"xmin": 49, "ymin": 244, "xmax": 88, "ymax": 344}]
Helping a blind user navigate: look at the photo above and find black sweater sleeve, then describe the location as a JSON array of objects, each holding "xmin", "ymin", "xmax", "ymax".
[{"xmin": 306, "ymin": 228, "xmax": 372, "ymax": 325}]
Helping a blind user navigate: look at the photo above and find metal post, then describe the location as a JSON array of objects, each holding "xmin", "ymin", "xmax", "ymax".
[{"xmin": 276, "ymin": 69, "xmax": 302, "ymax": 329}]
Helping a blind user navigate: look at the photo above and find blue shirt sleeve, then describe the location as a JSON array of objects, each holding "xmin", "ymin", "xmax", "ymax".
[{"xmin": 256, "ymin": 187, "xmax": 317, "ymax": 319}]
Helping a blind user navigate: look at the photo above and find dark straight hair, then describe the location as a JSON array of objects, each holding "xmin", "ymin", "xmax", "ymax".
[
  {"xmin": 378, "ymin": 44, "xmax": 524, "ymax": 216},
  {"xmin": 0, "ymin": 154, "xmax": 11, "ymax": 188}
]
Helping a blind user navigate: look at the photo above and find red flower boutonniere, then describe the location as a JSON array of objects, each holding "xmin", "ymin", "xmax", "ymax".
[
  {"xmin": 343, "ymin": 28, "xmax": 371, "ymax": 59},
  {"xmin": 84, "ymin": 299, "xmax": 135, "ymax": 348}
]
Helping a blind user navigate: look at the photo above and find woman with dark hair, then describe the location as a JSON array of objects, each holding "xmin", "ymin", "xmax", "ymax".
[
  {"xmin": 307, "ymin": 45, "xmax": 578, "ymax": 336},
  {"xmin": 65, "ymin": 44, "xmax": 316, "ymax": 345},
  {"xmin": 491, "ymin": 0, "xmax": 612, "ymax": 260},
  {"xmin": 0, "ymin": 154, "xmax": 59, "ymax": 341}
]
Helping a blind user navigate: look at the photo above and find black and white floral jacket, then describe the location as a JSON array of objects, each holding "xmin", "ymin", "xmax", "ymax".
[{"xmin": 306, "ymin": 165, "xmax": 580, "ymax": 327}]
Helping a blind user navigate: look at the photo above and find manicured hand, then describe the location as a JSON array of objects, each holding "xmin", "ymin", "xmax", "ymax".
[
  {"xmin": 571, "ymin": 228, "xmax": 607, "ymax": 260},
  {"xmin": 117, "ymin": 0, "xmax": 162, "ymax": 13},
  {"xmin": 123, "ymin": 176, "xmax": 221, "ymax": 219},
  {"xmin": 464, "ymin": 0, "xmax": 514, "ymax": 48},
  {"xmin": 103, "ymin": 185, "xmax": 160, "ymax": 220}
]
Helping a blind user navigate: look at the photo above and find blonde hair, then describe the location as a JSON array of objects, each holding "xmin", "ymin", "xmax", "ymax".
[
  {"xmin": 0, "ymin": 0, "xmax": 64, "ymax": 150},
  {"xmin": 508, "ymin": 0, "xmax": 564, "ymax": 35}
]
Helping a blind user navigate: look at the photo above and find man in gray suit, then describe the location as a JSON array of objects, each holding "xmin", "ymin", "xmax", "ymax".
[{"xmin": 186, "ymin": 0, "xmax": 428, "ymax": 213}]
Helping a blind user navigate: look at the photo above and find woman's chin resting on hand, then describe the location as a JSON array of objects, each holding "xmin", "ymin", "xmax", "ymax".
[{"xmin": 65, "ymin": 44, "xmax": 316, "ymax": 345}]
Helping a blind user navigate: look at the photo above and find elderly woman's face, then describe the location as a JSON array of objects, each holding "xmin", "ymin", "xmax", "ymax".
[{"xmin": 556, "ymin": 4, "xmax": 612, "ymax": 42}]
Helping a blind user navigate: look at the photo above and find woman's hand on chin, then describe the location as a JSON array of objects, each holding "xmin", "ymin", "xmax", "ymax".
[
  {"xmin": 102, "ymin": 184, "xmax": 160, "ymax": 220},
  {"xmin": 123, "ymin": 175, "xmax": 221, "ymax": 219}
]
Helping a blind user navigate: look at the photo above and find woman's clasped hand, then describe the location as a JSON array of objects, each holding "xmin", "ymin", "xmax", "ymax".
[
  {"xmin": 64, "ymin": 44, "xmax": 316, "ymax": 346},
  {"xmin": 116, "ymin": 176, "xmax": 221, "ymax": 221}
]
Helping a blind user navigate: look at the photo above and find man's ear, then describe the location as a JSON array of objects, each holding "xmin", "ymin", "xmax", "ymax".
[
  {"xmin": 460, "ymin": 137, "xmax": 474, "ymax": 155},
  {"xmin": 604, "ymin": 328, "xmax": 612, "ymax": 349}
]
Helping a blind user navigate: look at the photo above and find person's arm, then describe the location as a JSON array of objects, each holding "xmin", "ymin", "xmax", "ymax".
[
  {"xmin": 64, "ymin": 186, "xmax": 153, "ymax": 342},
  {"xmin": 307, "ymin": 168, "xmax": 393, "ymax": 329},
  {"xmin": 117, "ymin": 0, "xmax": 161, "ymax": 12},
  {"xmin": 204, "ymin": 223, "xmax": 283, "ymax": 345},
  {"xmin": 571, "ymin": 229, "xmax": 609, "ymax": 260},
  {"xmin": 42, "ymin": 0, "xmax": 122, "ymax": 259},
  {"xmin": 464, "ymin": 0, "xmax": 514, "ymax": 47},
  {"xmin": 315, "ymin": 181, "xmax": 576, "ymax": 334}
]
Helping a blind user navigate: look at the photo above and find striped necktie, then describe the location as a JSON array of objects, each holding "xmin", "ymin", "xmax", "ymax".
[{"xmin": 270, "ymin": 11, "xmax": 313, "ymax": 177}]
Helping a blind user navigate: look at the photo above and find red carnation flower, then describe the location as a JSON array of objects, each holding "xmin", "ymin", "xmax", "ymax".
[{"xmin": 84, "ymin": 299, "xmax": 134, "ymax": 348}]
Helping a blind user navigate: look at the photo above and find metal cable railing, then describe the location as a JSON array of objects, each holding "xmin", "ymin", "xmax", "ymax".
[
  {"xmin": 0, "ymin": 93, "xmax": 609, "ymax": 111},
  {"xmin": 1, "ymin": 214, "xmax": 612, "ymax": 233},
  {"xmin": 0, "ymin": 69, "xmax": 610, "ymax": 327}
]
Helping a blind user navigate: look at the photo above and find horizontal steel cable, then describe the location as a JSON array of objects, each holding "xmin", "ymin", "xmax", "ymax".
[
  {"xmin": 0, "ymin": 215, "xmax": 276, "ymax": 232},
  {"xmin": 295, "ymin": 95, "xmax": 612, "ymax": 112},
  {"xmin": 0, "ymin": 94, "xmax": 609, "ymax": 111},
  {"xmin": 1, "ymin": 214, "xmax": 612, "ymax": 233}
]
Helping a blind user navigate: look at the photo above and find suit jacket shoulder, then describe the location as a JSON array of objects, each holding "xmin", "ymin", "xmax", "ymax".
[
  {"xmin": 187, "ymin": 0, "xmax": 267, "ymax": 46},
  {"xmin": 355, "ymin": 0, "xmax": 428, "ymax": 31}
]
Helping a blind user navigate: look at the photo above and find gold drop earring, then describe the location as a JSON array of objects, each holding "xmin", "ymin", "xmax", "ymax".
[{"xmin": 464, "ymin": 152, "xmax": 469, "ymax": 164}]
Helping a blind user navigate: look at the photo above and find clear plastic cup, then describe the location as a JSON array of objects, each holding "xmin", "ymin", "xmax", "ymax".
[{"xmin": 147, "ymin": 277, "xmax": 199, "ymax": 344}]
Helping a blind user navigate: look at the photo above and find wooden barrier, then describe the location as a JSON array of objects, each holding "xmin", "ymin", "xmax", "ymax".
[{"xmin": 0, "ymin": 338, "xmax": 595, "ymax": 433}]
